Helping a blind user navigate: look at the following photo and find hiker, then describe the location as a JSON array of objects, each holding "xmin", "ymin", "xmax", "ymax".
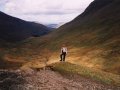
[{"xmin": 60, "ymin": 44, "xmax": 67, "ymax": 61}]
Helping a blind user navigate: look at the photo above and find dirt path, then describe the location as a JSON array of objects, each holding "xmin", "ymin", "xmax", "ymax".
[{"xmin": 0, "ymin": 69, "xmax": 120, "ymax": 90}]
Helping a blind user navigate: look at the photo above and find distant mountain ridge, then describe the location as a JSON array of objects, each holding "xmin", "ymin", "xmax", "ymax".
[
  {"xmin": 0, "ymin": 11, "xmax": 51, "ymax": 41},
  {"xmin": 46, "ymin": 24, "xmax": 58, "ymax": 29}
]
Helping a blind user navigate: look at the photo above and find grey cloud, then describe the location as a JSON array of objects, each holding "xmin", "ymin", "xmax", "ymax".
[
  {"xmin": 0, "ymin": 0, "xmax": 93, "ymax": 24},
  {"xmin": 24, "ymin": 12, "xmax": 70, "ymax": 15},
  {"xmin": 23, "ymin": 9, "xmax": 80, "ymax": 16},
  {"xmin": 0, "ymin": 0, "xmax": 9, "ymax": 5}
]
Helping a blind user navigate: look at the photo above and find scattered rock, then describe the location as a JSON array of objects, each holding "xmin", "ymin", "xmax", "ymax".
[{"xmin": 0, "ymin": 69, "xmax": 119, "ymax": 90}]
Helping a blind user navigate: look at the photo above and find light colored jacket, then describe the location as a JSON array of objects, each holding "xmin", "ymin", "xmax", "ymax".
[{"xmin": 61, "ymin": 47, "xmax": 67, "ymax": 54}]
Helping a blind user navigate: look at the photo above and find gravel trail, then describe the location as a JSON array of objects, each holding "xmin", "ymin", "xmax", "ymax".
[{"xmin": 0, "ymin": 69, "xmax": 120, "ymax": 90}]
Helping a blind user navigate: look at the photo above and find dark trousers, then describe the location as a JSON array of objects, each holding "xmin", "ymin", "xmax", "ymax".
[{"xmin": 60, "ymin": 52, "xmax": 66, "ymax": 61}]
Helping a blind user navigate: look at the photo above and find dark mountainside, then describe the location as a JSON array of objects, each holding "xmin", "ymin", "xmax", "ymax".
[
  {"xmin": 53, "ymin": 0, "xmax": 120, "ymax": 51},
  {"xmin": 76, "ymin": 0, "xmax": 113, "ymax": 17},
  {"xmin": 0, "ymin": 11, "xmax": 51, "ymax": 42}
]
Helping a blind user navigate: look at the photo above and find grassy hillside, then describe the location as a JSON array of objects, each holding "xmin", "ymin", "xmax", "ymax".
[
  {"xmin": 0, "ymin": 0, "xmax": 120, "ymax": 76},
  {"xmin": 51, "ymin": 62, "xmax": 120, "ymax": 86}
]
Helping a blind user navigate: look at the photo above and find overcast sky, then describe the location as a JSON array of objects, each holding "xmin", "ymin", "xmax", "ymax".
[{"xmin": 0, "ymin": 0, "xmax": 93, "ymax": 24}]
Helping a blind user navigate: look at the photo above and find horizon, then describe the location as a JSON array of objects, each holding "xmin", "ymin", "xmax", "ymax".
[{"xmin": 0, "ymin": 0, "xmax": 94, "ymax": 25}]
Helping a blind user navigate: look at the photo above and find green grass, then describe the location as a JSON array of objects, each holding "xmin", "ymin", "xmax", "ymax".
[{"xmin": 51, "ymin": 62, "xmax": 120, "ymax": 86}]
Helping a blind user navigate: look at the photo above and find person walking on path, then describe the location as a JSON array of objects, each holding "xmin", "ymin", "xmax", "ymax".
[{"xmin": 60, "ymin": 45, "xmax": 67, "ymax": 62}]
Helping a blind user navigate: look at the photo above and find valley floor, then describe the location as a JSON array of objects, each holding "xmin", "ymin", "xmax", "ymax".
[{"xmin": 0, "ymin": 69, "xmax": 119, "ymax": 90}]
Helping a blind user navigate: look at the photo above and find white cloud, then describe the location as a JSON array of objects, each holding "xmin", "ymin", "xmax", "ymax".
[{"xmin": 0, "ymin": 0, "xmax": 94, "ymax": 24}]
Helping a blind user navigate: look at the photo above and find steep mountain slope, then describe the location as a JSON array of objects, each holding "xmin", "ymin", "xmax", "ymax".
[
  {"xmin": 0, "ymin": 11, "xmax": 51, "ymax": 41},
  {"xmin": 54, "ymin": 0, "xmax": 120, "ymax": 45}
]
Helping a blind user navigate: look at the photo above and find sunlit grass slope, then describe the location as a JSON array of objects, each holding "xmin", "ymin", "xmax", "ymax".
[{"xmin": 51, "ymin": 62, "xmax": 120, "ymax": 86}]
